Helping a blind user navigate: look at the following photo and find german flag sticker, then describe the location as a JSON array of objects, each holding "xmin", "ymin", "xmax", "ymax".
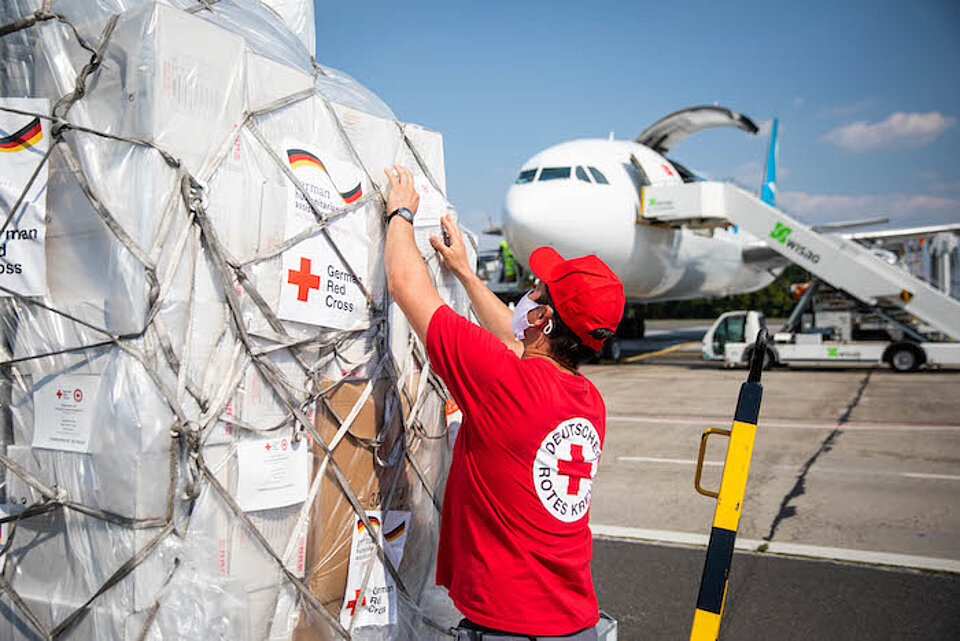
[
  {"xmin": 356, "ymin": 516, "xmax": 406, "ymax": 541},
  {"xmin": 0, "ymin": 117, "xmax": 43, "ymax": 153},
  {"xmin": 384, "ymin": 521, "xmax": 405, "ymax": 542},
  {"xmin": 286, "ymin": 148, "xmax": 363, "ymax": 204}
]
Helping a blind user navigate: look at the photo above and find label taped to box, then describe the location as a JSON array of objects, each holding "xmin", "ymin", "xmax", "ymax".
[
  {"xmin": 236, "ymin": 436, "xmax": 309, "ymax": 512},
  {"xmin": 32, "ymin": 373, "xmax": 101, "ymax": 453},
  {"xmin": 340, "ymin": 510, "xmax": 410, "ymax": 629},
  {"xmin": 0, "ymin": 98, "xmax": 49, "ymax": 298},
  {"xmin": 278, "ymin": 142, "xmax": 370, "ymax": 330}
]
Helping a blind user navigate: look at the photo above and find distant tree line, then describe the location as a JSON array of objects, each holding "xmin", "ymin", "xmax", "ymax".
[{"xmin": 641, "ymin": 266, "xmax": 808, "ymax": 319}]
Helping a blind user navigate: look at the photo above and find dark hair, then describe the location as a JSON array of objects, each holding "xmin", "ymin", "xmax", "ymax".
[{"xmin": 539, "ymin": 285, "xmax": 598, "ymax": 370}]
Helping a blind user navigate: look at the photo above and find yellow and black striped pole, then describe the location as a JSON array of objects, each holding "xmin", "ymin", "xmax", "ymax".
[{"xmin": 690, "ymin": 330, "xmax": 768, "ymax": 641}]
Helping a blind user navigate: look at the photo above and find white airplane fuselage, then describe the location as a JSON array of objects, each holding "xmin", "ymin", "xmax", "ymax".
[{"xmin": 503, "ymin": 139, "xmax": 777, "ymax": 302}]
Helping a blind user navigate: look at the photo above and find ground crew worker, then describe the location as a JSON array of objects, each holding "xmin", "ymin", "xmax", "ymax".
[
  {"xmin": 499, "ymin": 240, "xmax": 518, "ymax": 282},
  {"xmin": 383, "ymin": 165, "xmax": 625, "ymax": 640}
]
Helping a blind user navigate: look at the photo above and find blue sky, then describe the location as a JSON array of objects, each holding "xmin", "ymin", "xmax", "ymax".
[{"xmin": 314, "ymin": 0, "xmax": 960, "ymax": 244}]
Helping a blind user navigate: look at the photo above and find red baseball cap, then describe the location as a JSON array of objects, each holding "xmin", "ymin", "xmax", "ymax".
[{"xmin": 528, "ymin": 247, "xmax": 625, "ymax": 350}]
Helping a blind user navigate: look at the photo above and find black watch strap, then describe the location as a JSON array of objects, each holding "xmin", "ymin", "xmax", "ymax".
[{"xmin": 387, "ymin": 207, "xmax": 414, "ymax": 224}]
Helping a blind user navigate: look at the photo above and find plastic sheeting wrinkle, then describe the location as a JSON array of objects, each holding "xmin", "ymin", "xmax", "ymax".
[{"xmin": 51, "ymin": 14, "xmax": 118, "ymax": 127}]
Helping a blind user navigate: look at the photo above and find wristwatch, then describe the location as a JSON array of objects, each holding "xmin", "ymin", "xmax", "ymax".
[{"xmin": 387, "ymin": 207, "xmax": 414, "ymax": 224}]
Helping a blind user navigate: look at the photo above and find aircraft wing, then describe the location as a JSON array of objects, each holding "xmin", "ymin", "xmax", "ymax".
[
  {"xmin": 812, "ymin": 218, "xmax": 889, "ymax": 233},
  {"xmin": 637, "ymin": 106, "xmax": 759, "ymax": 153},
  {"xmin": 844, "ymin": 222, "xmax": 960, "ymax": 242}
]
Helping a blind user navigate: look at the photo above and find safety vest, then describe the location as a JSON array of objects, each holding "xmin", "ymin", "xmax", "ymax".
[{"xmin": 500, "ymin": 242, "xmax": 517, "ymax": 277}]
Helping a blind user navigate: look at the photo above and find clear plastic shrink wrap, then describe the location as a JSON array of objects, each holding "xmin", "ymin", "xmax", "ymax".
[{"xmin": 0, "ymin": 2, "xmax": 475, "ymax": 639}]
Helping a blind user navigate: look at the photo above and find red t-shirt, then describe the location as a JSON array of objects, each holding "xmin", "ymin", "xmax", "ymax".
[{"xmin": 426, "ymin": 305, "xmax": 605, "ymax": 636}]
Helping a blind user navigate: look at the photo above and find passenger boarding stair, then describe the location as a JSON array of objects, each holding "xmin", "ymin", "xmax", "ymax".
[{"xmin": 639, "ymin": 182, "xmax": 960, "ymax": 341}]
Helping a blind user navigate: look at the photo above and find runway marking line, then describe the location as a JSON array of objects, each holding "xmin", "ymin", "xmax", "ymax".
[
  {"xmin": 618, "ymin": 455, "xmax": 722, "ymax": 467},
  {"xmin": 616, "ymin": 456, "xmax": 960, "ymax": 481},
  {"xmin": 622, "ymin": 341, "xmax": 700, "ymax": 363},
  {"xmin": 590, "ymin": 524, "xmax": 960, "ymax": 574},
  {"xmin": 901, "ymin": 472, "xmax": 960, "ymax": 481},
  {"xmin": 607, "ymin": 415, "xmax": 960, "ymax": 432}
]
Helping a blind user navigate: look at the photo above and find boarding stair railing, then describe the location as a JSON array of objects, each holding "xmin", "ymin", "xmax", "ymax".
[{"xmin": 638, "ymin": 182, "xmax": 960, "ymax": 341}]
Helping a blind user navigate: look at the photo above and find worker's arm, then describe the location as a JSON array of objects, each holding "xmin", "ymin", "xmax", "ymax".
[
  {"xmin": 430, "ymin": 216, "xmax": 523, "ymax": 356},
  {"xmin": 383, "ymin": 166, "xmax": 444, "ymax": 345}
]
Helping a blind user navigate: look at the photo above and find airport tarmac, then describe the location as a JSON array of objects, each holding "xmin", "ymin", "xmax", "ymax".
[{"xmin": 584, "ymin": 320, "xmax": 960, "ymax": 639}]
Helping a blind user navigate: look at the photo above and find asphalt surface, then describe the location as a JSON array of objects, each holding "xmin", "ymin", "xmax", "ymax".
[
  {"xmin": 583, "ymin": 320, "xmax": 960, "ymax": 640},
  {"xmin": 593, "ymin": 538, "xmax": 960, "ymax": 640}
]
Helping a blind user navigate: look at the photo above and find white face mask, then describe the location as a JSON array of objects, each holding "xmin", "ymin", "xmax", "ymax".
[{"xmin": 511, "ymin": 291, "xmax": 541, "ymax": 341}]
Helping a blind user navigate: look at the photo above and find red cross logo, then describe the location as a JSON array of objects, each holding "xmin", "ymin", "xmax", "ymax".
[
  {"xmin": 346, "ymin": 589, "xmax": 366, "ymax": 616},
  {"xmin": 287, "ymin": 257, "xmax": 320, "ymax": 302},
  {"xmin": 56, "ymin": 390, "xmax": 62, "ymax": 399},
  {"xmin": 264, "ymin": 442, "xmax": 271, "ymax": 451},
  {"xmin": 557, "ymin": 445, "xmax": 592, "ymax": 495}
]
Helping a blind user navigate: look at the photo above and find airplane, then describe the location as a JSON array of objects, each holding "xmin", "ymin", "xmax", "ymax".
[{"xmin": 500, "ymin": 106, "xmax": 788, "ymax": 351}]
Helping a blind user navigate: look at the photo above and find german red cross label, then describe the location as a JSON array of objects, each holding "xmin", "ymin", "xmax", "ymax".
[
  {"xmin": 534, "ymin": 417, "xmax": 601, "ymax": 523},
  {"xmin": 0, "ymin": 98, "xmax": 49, "ymax": 298},
  {"xmin": 340, "ymin": 510, "xmax": 410, "ymax": 628},
  {"xmin": 277, "ymin": 140, "xmax": 370, "ymax": 331}
]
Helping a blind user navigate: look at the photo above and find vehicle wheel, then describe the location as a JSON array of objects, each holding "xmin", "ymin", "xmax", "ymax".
[
  {"xmin": 889, "ymin": 344, "xmax": 921, "ymax": 372},
  {"xmin": 601, "ymin": 337, "xmax": 622, "ymax": 362}
]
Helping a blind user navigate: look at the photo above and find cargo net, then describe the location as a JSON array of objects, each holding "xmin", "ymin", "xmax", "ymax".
[{"xmin": 0, "ymin": 2, "xmax": 473, "ymax": 639}]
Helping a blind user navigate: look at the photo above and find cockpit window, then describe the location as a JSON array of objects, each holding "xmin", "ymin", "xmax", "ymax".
[
  {"xmin": 575, "ymin": 166, "xmax": 591, "ymax": 182},
  {"xmin": 539, "ymin": 167, "xmax": 571, "ymax": 181},
  {"xmin": 515, "ymin": 169, "xmax": 537, "ymax": 184},
  {"xmin": 588, "ymin": 167, "xmax": 609, "ymax": 184}
]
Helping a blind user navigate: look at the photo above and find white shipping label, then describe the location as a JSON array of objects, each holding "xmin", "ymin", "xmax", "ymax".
[
  {"xmin": 340, "ymin": 510, "xmax": 410, "ymax": 629},
  {"xmin": 236, "ymin": 436, "xmax": 309, "ymax": 512},
  {"xmin": 412, "ymin": 189, "xmax": 449, "ymax": 256},
  {"xmin": 277, "ymin": 143, "xmax": 370, "ymax": 330},
  {"xmin": 0, "ymin": 98, "xmax": 49, "ymax": 297},
  {"xmin": 33, "ymin": 373, "xmax": 101, "ymax": 453}
]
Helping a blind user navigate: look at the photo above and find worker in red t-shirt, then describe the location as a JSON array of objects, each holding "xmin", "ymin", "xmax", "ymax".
[{"xmin": 383, "ymin": 165, "xmax": 624, "ymax": 640}]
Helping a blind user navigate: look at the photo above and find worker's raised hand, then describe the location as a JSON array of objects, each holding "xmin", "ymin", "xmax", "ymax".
[
  {"xmin": 384, "ymin": 165, "xmax": 419, "ymax": 217},
  {"xmin": 430, "ymin": 214, "xmax": 470, "ymax": 279}
]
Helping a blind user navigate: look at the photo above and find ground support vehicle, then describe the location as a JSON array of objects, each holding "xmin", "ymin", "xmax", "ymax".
[{"xmin": 703, "ymin": 289, "xmax": 960, "ymax": 372}]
